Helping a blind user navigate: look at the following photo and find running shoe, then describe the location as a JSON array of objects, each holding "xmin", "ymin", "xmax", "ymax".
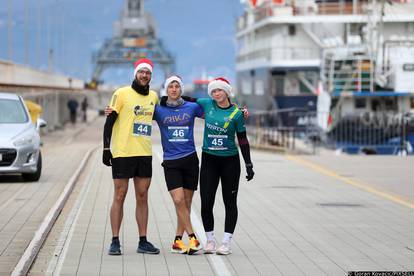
[
  {"xmin": 187, "ymin": 237, "xmax": 202, "ymax": 255},
  {"xmin": 137, "ymin": 240, "xmax": 160, "ymax": 254},
  {"xmin": 108, "ymin": 239, "xmax": 121, "ymax": 255},
  {"xmin": 171, "ymin": 239, "xmax": 187, "ymax": 254},
  {"xmin": 216, "ymin": 243, "xmax": 232, "ymax": 255},
  {"xmin": 203, "ymin": 240, "xmax": 216, "ymax": 254}
]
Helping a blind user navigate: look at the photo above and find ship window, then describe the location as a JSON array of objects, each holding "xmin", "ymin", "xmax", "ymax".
[
  {"xmin": 273, "ymin": 77, "xmax": 284, "ymax": 96},
  {"xmin": 384, "ymin": 98, "xmax": 396, "ymax": 111},
  {"xmin": 331, "ymin": 98, "xmax": 339, "ymax": 110},
  {"xmin": 255, "ymin": 79, "xmax": 265, "ymax": 95},
  {"xmin": 288, "ymin": 25, "xmax": 296, "ymax": 36},
  {"xmin": 241, "ymin": 79, "xmax": 251, "ymax": 95},
  {"xmin": 355, "ymin": 98, "xmax": 366, "ymax": 109},
  {"xmin": 372, "ymin": 99, "xmax": 380, "ymax": 111},
  {"xmin": 299, "ymin": 82, "xmax": 312, "ymax": 94}
]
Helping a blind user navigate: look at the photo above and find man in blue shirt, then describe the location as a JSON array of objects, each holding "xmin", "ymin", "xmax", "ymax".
[{"xmin": 153, "ymin": 75, "xmax": 203, "ymax": 255}]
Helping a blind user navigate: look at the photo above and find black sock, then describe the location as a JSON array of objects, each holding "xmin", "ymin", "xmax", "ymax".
[
  {"xmin": 175, "ymin": 235, "xmax": 182, "ymax": 241},
  {"xmin": 189, "ymin": 233, "xmax": 197, "ymax": 239},
  {"xmin": 139, "ymin": 236, "xmax": 147, "ymax": 243},
  {"xmin": 112, "ymin": 236, "xmax": 119, "ymax": 242}
]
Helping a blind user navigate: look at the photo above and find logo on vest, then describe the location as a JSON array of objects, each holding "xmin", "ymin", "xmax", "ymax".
[
  {"xmin": 134, "ymin": 105, "xmax": 141, "ymax": 115},
  {"xmin": 134, "ymin": 105, "xmax": 153, "ymax": 116},
  {"xmin": 163, "ymin": 113, "xmax": 191, "ymax": 124}
]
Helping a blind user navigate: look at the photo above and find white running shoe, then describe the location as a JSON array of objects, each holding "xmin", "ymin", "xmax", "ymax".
[
  {"xmin": 216, "ymin": 243, "xmax": 232, "ymax": 255},
  {"xmin": 204, "ymin": 240, "xmax": 216, "ymax": 254}
]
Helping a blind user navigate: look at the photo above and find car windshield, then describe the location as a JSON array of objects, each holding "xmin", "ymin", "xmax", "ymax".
[{"xmin": 0, "ymin": 98, "xmax": 28, "ymax": 123}]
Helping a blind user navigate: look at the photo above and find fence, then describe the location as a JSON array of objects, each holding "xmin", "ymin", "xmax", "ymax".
[
  {"xmin": 245, "ymin": 109, "xmax": 314, "ymax": 153},
  {"xmin": 246, "ymin": 109, "xmax": 414, "ymax": 155},
  {"xmin": 328, "ymin": 112, "xmax": 414, "ymax": 155}
]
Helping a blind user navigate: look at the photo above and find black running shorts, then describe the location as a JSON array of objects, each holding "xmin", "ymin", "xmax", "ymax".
[
  {"xmin": 112, "ymin": 156, "xmax": 152, "ymax": 179},
  {"xmin": 161, "ymin": 152, "xmax": 199, "ymax": 191}
]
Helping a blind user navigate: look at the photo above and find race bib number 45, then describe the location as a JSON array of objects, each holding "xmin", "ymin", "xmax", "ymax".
[
  {"xmin": 133, "ymin": 122, "xmax": 152, "ymax": 137},
  {"xmin": 207, "ymin": 134, "xmax": 228, "ymax": 150},
  {"xmin": 168, "ymin": 126, "xmax": 189, "ymax": 142}
]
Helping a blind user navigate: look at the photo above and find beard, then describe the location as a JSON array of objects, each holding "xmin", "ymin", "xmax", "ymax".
[{"xmin": 136, "ymin": 77, "xmax": 150, "ymax": 86}]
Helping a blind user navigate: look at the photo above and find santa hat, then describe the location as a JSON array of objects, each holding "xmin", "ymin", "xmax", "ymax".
[
  {"xmin": 208, "ymin": 77, "xmax": 233, "ymax": 98},
  {"xmin": 134, "ymin": 58, "xmax": 153, "ymax": 78},
  {"xmin": 164, "ymin": 75, "xmax": 184, "ymax": 94}
]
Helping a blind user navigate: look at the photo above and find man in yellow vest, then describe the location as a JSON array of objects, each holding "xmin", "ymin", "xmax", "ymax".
[{"xmin": 102, "ymin": 58, "xmax": 160, "ymax": 255}]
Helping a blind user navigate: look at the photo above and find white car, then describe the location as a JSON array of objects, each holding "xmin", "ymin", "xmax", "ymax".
[{"xmin": 0, "ymin": 93, "xmax": 46, "ymax": 181}]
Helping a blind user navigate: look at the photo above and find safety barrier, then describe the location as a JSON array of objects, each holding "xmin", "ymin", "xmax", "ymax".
[
  {"xmin": 245, "ymin": 109, "xmax": 307, "ymax": 153},
  {"xmin": 246, "ymin": 109, "xmax": 414, "ymax": 155}
]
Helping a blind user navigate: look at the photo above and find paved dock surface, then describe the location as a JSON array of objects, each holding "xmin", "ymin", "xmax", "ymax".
[
  {"xmin": 2, "ymin": 118, "xmax": 414, "ymax": 275},
  {"xmin": 0, "ymin": 118, "xmax": 101, "ymax": 276}
]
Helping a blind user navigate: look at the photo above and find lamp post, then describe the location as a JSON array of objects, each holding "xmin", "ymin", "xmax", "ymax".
[
  {"xmin": 7, "ymin": 0, "xmax": 13, "ymax": 61},
  {"xmin": 36, "ymin": 1, "xmax": 42, "ymax": 67},
  {"xmin": 25, "ymin": 0, "xmax": 30, "ymax": 64}
]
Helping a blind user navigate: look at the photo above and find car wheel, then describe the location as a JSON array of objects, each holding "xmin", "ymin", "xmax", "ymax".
[{"xmin": 22, "ymin": 152, "xmax": 42, "ymax": 182}]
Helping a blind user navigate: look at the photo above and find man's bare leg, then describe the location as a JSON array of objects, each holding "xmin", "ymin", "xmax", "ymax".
[
  {"xmin": 175, "ymin": 189, "xmax": 194, "ymax": 237},
  {"xmin": 184, "ymin": 189, "xmax": 194, "ymax": 214},
  {"xmin": 133, "ymin": 176, "xmax": 160, "ymax": 254},
  {"xmin": 133, "ymin": 177, "xmax": 151, "ymax": 236},
  {"xmin": 110, "ymin": 179, "xmax": 129, "ymax": 237},
  {"xmin": 170, "ymin": 187, "xmax": 194, "ymax": 236}
]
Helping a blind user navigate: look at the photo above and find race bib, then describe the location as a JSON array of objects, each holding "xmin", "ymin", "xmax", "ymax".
[
  {"xmin": 168, "ymin": 126, "xmax": 189, "ymax": 142},
  {"xmin": 133, "ymin": 122, "xmax": 152, "ymax": 137},
  {"xmin": 207, "ymin": 134, "xmax": 228, "ymax": 150}
]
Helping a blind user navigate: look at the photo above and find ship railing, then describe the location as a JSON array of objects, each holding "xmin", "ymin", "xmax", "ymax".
[
  {"xmin": 237, "ymin": 47, "xmax": 319, "ymax": 63},
  {"xmin": 238, "ymin": 0, "xmax": 367, "ymax": 29},
  {"xmin": 315, "ymin": 1, "xmax": 365, "ymax": 15},
  {"xmin": 272, "ymin": 47, "xmax": 319, "ymax": 60},
  {"xmin": 255, "ymin": 1, "xmax": 365, "ymax": 18}
]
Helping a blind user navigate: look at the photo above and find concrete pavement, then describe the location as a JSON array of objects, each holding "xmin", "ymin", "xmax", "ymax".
[
  {"xmin": 0, "ymin": 115, "xmax": 101, "ymax": 276},
  {"xmin": 26, "ymin": 123, "xmax": 414, "ymax": 276}
]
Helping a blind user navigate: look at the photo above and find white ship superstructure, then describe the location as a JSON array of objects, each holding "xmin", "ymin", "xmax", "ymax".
[{"xmin": 236, "ymin": 0, "xmax": 414, "ymax": 113}]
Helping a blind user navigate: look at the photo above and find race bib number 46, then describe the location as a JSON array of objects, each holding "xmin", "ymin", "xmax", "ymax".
[
  {"xmin": 207, "ymin": 134, "xmax": 228, "ymax": 150},
  {"xmin": 133, "ymin": 122, "xmax": 152, "ymax": 137},
  {"xmin": 168, "ymin": 126, "xmax": 189, "ymax": 142}
]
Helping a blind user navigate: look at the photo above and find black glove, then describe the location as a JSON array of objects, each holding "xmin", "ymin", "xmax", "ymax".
[
  {"xmin": 102, "ymin": 149, "xmax": 113, "ymax": 166},
  {"xmin": 160, "ymin": 96, "xmax": 168, "ymax": 106},
  {"xmin": 246, "ymin": 164, "xmax": 254, "ymax": 181}
]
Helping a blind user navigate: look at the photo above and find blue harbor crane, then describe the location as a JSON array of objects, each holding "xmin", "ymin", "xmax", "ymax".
[{"xmin": 88, "ymin": 0, "xmax": 175, "ymax": 88}]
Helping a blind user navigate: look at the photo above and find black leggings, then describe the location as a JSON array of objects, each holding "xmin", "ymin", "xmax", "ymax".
[{"xmin": 200, "ymin": 152, "xmax": 241, "ymax": 234}]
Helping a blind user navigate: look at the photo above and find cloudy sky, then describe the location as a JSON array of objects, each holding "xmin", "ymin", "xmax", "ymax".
[{"xmin": 0, "ymin": 0, "xmax": 244, "ymax": 86}]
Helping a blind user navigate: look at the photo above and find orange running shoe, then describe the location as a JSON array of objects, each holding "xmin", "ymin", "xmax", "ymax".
[
  {"xmin": 187, "ymin": 237, "xmax": 202, "ymax": 255},
  {"xmin": 171, "ymin": 238, "xmax": 187, "ymax": 254}
]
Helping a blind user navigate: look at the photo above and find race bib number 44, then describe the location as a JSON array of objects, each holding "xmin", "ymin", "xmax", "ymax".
[
  {"xmin": 168, "ymin": 126, "xmax": 189, "ymax": 142},
  {"xmin": 207, "ymin": 134, "xmax": 228, "ymax": 150},
  {"xmin": 133, "ymin": 122, "xmax": 152, "ymax": 136}
]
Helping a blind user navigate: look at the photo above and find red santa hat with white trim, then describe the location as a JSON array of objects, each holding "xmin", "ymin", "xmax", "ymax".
[
  {"xmin": 134, "ymin": 58, "xmax": 153, "ymax": 78},
  {"xmin": 207, "ymin": 77, "xmax": 233, "ymax": 98}
]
